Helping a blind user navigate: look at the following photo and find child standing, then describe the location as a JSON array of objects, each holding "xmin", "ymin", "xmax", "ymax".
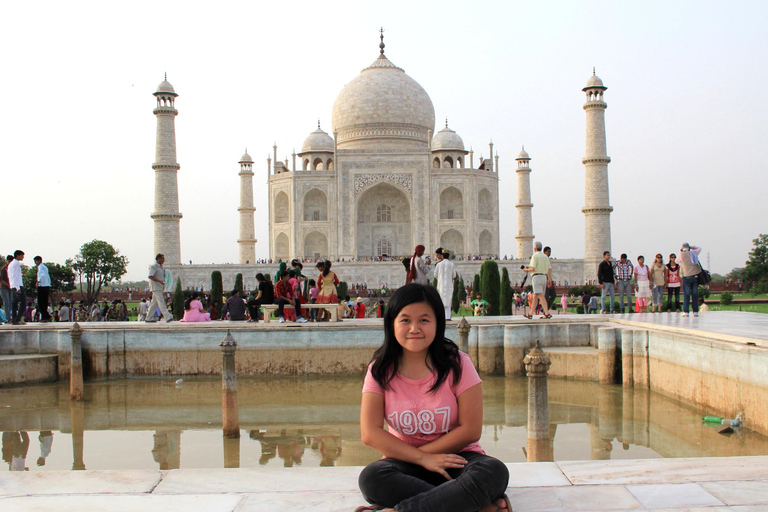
[{"xmin": 308, "ymin": 279, "xmax": 319, "ymax": 322}]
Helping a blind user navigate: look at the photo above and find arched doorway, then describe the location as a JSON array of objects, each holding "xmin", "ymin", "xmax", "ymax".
[
  {"xmin": 275, "ymin": 232, "xmax": 289, "ymax": 260},
  {"xmin": 356, "ymin": 182, "xmax": 411, "ymax": 257},
  {"xmin": 440, "ymin": 187, "xmax": 464, "ymax": 219},
  {"xmin": 303, "ymin": 189, "xmax": 328, "ymax": 221},
  {"xmin": 479, "ymin": 230, "xmax": 493, "ymax": 255},
  {"xmin": 275, "ymin": 191, "xmax": 290, "ymax": 223},
  {"xmin": 440, "ymin": 229, "xmax": 464, "ymax": 255},
  {"xmin": 304, "ymin": 231, "xmax": 328, "ymax": 259}
]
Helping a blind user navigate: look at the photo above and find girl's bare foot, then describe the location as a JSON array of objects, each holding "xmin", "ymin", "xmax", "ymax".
[{"xmin": 480, "ymin": 497, "xmax": 509, "ymax": 512}]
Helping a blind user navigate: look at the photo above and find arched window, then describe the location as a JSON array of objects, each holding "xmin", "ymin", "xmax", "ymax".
[
  {"xmin": 313, "ymin": 158, "xmax": 324, "ymax": 170},
  {"xmin": 478, "ymin": 189, "xmax": 493, "ymax": 220},
  {"xmin": 376, "ymin": 204, "xmax": 392, "ymax": 223},
  {"xmin": 274, "ymin": 191, "xmax": 289, "ymax": 223},
  {"xmin": 433, "ymin": 157, "xmax": 440, "ymax": 169},
  {"xmin": 376, "ymin": 238, "xmax": 392, "ymax": 257},
  {"xmin": 443, "ymin": 156, "xmax": 454, "ymax": 169}
]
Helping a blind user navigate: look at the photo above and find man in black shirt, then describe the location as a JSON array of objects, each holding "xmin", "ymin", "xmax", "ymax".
[{"xmin": 597, "ymin": 251, "xmax": 616, "ymax": 314}]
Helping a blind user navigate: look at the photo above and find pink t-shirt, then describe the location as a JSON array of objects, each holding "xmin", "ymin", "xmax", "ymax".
[
  {"xmin": 310, "ymin": 287, "xmax": 319, "ymax": 300},
  {"xmin": 362, "ymin": 351, "xmax": 484, "ymax": 454}
]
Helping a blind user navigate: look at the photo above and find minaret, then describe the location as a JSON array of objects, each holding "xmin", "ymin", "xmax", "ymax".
[
  {"xmin": 237, "ymin": 150, "xmax": 257, "ymax": 264},
  {"xmin": 151, "ymin": 75, "xmax": 182, "ymax": 265},
  {"xmin": 582, "ymin": 70, "xmax": 613, "ymax": 275},
  {"xmin": 515, "ymin": 147, "xmax": 534, "ymax": 261}
]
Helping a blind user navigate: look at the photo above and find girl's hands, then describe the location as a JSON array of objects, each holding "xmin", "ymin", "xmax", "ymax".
[{"xmin": 419, "ymin": 453, "xmax": 467, "ymax": 480}]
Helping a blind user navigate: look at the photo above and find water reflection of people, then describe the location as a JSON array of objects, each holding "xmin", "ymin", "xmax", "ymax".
[
  {"xmin": 37, "ymin": 431, "xmax": 53, "ymax": 466},
  {"xmin": 311, "ymin": 435, "xmax": 342, "ymax": 467},
  {"xmin": 2, "ymin": 431, "xmax": 30, "ymax": 471},
  {"xmin": 249, "ymin": 429, "xmax": 306, "ymax": 467},
  {"xmin": 151, "ymin": 431, "xmax": 181, "ymax": 470}
]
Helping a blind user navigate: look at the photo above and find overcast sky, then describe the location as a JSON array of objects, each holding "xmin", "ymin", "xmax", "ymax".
[{"xmin": 3, "ymin": 0, "xmax": 766, "ymax": 281}]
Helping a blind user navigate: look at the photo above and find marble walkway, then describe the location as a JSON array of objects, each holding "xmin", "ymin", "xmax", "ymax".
[{"xmin": 1, "ymin": 456, "xmax": 767, "ymax": 512}]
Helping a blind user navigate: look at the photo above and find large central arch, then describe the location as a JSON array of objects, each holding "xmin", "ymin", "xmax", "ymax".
[{"xmin": 356, "ymin": 182, "xmax": 411, "ymax": 257}]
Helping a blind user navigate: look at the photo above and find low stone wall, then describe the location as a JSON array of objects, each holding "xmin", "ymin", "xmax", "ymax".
[{"xmin": 1, "ymin": 316, "xmax": 766, "ymax": 435}]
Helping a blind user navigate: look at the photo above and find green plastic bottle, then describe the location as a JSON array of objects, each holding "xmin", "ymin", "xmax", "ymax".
[{"xmin": 702, "ymin": 416, "xmax": 723, "ymax": 423}]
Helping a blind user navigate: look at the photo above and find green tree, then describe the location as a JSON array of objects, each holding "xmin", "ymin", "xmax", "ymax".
[
  {"xmin": 234, "ymin": 273, "xmax": 244, "ymax": 297},
  {"xmin": 458, "ymin": 276, "xmax": 466, "ymax": 304},
  {"xmin": 500, "ymin": 267, "xmax": 513, "ymax": 316},
  {"xmin": 23, "ymin": 262, "xmax": 76, "ymax": 298},
  {"xmin": 337, "ymin": 281, "xmax": 348, "ymax": 300},
  {"xmin": 720, "ymin": 291, "xmax": 734, "ymax": 305},
  {"xmin": 173, "ymin": 278, "xmax": 184, "ymax": 320},
  {"xmin": 472, "ymin": 274, "xmax": 480, "ymax": 300},
  {"xmin": 480, "ymin": 260, "xmax": 500, "ymax": 316},
  {"xmin": 743, "ymin": 234, "xmax": 768, "ymax": 293},
  {"xmin": 71, "ymin": 240, "xmax": 128, "ymax": 305},
  {"xmin": 210, "ymin": 271, "xmax": 223, "ymax": 309},
  {"xmin": 432, "ymin": 277, "xmax": 438, "ymax": 288}
]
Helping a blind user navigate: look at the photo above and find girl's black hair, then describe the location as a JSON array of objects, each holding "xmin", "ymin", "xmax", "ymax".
[
  {"xmin": 184, "ymin": 292, "xmax": 200, "ymax": 311},
  {"xmin": 288, "ymin": 269, "xmax": 296, "ymax": 278},
  {"xmin": 321, "ymin": 259, "xmax": 332, "ymax": 277},
  {"xmin": 370, "ymin": 283, "xmax": 461, "ymax": 393},
  {"xmin": 308, "ymin": 279, "xmax": 316, "ymax": 286},
  {"xmin": 255, "ymin": 273, "xmax": 265, "ymax": 282}
]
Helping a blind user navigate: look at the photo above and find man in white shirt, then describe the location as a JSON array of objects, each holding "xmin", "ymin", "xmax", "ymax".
[
  {"xmin": 8, "ymin": 250, "xmax": 25, "ymax": 325},
  {"xmin": 147, "ymin": 254, "xmax": 173, "ymax": 322},
  {"xmin": 34, "ymin": 256, "xmax": 52, "ymax": 322}
]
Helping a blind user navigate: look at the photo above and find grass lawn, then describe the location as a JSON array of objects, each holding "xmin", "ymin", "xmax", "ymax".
[
  {"xmin": 708, "ymin": 292, "xmax": 768, "ymax": 300},
  {"xmin": 707, "ymin": 304, "xmax": 768, "ymax": 313}
]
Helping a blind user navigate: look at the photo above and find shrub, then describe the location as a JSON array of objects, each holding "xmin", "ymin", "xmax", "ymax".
[
  {"xmin": 720, "ymin": 291, "xmax": 733, "ymax": 305},
  {"xmin": 458, "ymin": 276, "xmax": 466, "ymax": 304},
  {"xmin": 568, "ymin": 285, "xmax": 601, "ymax": 297},
  {"xmin": 173, "ymin": 278, "xmax": 184, "ymax": 320},
  {"xmin": 698, "ymin": 285, "xmax": 710, "ymax": 299},
  {"xmin": 337, "ymin": 281, "xmax": 348, "ymax": 301},
  {"xmin": 500, "ymin": 267, "xmax": 513, "ymax": 315},
  {"xmin": 472, "ymin": 274, "xmax": 480, "ymax": 299},
  {"xmin": 210, "ymin": 271, "xmax": 223, "ymax": 309},
  {"xmin": 234, "ymin": 273, "xmax": 244, "ymax": 297},
  {"xmin": 451, "ymin": 276, "xmax": 460, "ymax": 313},
  {"xmin": 480, "ymin": 260, "xmax": 500, "ymax": 316}
]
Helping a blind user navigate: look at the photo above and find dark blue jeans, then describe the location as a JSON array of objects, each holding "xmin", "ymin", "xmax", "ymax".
[
  {"xmin": 682, "ymin": 276, "xmax": 699, "ymax": 313},
  {"xmin": 11, "ymin": 287, "xmax": 26, "ymax": 324},
  {"xmin": 358, "ymin": 451, "xmax": 509, "ymax": 512}
]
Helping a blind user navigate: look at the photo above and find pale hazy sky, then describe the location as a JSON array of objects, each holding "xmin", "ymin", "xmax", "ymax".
[{"xmin": 3, "ymin": 1, "xmax": 766, "ymax": 281}]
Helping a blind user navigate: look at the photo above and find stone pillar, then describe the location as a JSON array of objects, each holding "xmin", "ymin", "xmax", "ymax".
[
  {"xmin": 524, "ymin": 341, "xmax": 552, "ymax": 462},
  {"xmin": 221, "ymin": 330, "xmax": 240, "ymax": 438},
  {"xmin": 151, "ymin": 76, "xmax": 183, "ymax": 265},
  {"xmin": 597, "ymin": 327, "xmax": 617, "ymax": 384},
  {"xmin": 69, "ymin": 322, "xmax": 84, "ymax": 401},
  {"xmin": 621, "ymin": 386, "xmax": 634, "ymax": 445},
  {"xmin": 632, "ymin": 330, "xmax": 649, "ymax": 389},
  {"xmin": 503, "ymin": 325, "xmax": 529, "ymax": 376},
  {"xmin": 621, "ymin": 328, "xmax": 634, "ymax": 387},
  {"xmin": 515, "ymin": 148, "xmax": 534, "ymax": 261},
  {"xmin": 237, "ymin": 151, "xmax": 257, "ymax": 264},
  {"xmin": 581, "ymin": 72, "xmax": 613, "ymax": 279},
  {"xmin": 70, "ymin": 402, "xmax": 86, "ymax": 470},
  {"xmin": 457, "ymin": 317, "xmax": 470, "ymax": 353},
  {"xmin": 598, "ymin": 385, "xmax": 622, "ymax": 441},
  {"xmin": 589, "ymin": 423, "xmax": 612, "ymax": 460}
]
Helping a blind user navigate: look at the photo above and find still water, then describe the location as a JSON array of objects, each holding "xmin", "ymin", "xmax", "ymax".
[{"xmin": 1, "ymin": 376, "xmax": 766, "ymax": 472}]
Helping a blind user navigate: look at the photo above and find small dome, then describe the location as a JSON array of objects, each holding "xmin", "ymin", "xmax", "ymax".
[
  {"xmin": 156, "ymin": 78, "xmax": 176, "ymax": 95},
  {"xmin": 432, "ymin": 125, "xmax": 465, "ymax": 151},
  {"xmin": 240, "ymin": 151, "xmax": 253, "ymax": 163},
  {"xmin": 584, "ymin": 73, "xmax": 605, "ymax": 89},
  {"xmin": 516, "ymin": 148, "xmax": 530, "ymax": 160},
  {"xmin": 301, "ymin": 126, "xmax": 334, "ymax": 153}
]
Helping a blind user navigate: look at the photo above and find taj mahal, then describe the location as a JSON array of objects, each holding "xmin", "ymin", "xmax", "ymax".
[{"xmin": 151, "ymin": 34, "xmax": 613, "ymax": 291}]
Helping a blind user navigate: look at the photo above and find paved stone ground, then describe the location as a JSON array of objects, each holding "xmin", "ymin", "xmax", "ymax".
[{"xmin": 1, "ymin": 456, "xmax": 767, "ymax": 511}]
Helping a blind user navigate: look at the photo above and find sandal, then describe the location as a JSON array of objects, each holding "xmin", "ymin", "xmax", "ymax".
[
  {"xmin": 354, "ymin": 506, "xmax": 383, "ymax": 512},
  {"xmin": 540, "ymin": 314, "xmax": 552, "ymax": 319},
  {"xmin": 523, "ymin": 314, "xmax": 533, "ymax": 319}
]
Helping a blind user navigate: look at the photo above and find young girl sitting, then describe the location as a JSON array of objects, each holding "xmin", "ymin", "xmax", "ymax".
[{"xmin": 357, "ymin": 283, "xmax": 510, "ymax": 512}]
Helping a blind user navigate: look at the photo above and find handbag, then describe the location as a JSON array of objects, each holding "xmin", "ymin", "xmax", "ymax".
[{"xmin": 697, "ymin": 263, "xmax": 712, "ymax": 285}]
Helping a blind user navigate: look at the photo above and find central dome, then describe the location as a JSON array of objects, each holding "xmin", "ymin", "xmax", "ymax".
[{"xmin": 331, "ymin": 54, "xmax": 435, "ymax": 150}]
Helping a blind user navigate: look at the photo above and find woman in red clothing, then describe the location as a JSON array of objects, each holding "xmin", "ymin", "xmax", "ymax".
[{"xmin": 316, "ymin": 260, "xmax": 339, "ymax": 321}]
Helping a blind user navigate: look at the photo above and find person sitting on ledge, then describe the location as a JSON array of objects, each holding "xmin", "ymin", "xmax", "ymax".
[
  {"xmin": 356, "ymin": 283, "xmax": 510, "ymax": 512},
  {"xmin": 180, "ymin": 292, "xmax": 211, "ymax": 322},
  {"xmin": 220, "ymin": 290, "xmax": 247, "ymax": 321}
]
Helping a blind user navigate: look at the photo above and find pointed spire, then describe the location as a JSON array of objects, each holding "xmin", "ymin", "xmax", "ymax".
[
  {"xmin": 593, "ymin": 67, "xmax": 596, "ymax": 76},
  {"xmin": 317, "ymin": 119, "xmax": 321, "ymax": 129},
  {"xmin": 445, "ymin": 117, "xmax": 448, "ymax": 127},
  {"xmin": 522, "ymin": 145, "xmax": 525, "ymax": 151},
  {"xmin": 164, "ymin": 72, "xmax": 167, "ymax": 81},
  {"xmin": 379, "ymin": 27, "xmax": 385, "ymax": 56}
]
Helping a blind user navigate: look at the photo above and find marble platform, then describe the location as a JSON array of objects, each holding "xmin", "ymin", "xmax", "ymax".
[{"xmin": 1, "ymin": 456, "xmax": 767, "ymax": 511}]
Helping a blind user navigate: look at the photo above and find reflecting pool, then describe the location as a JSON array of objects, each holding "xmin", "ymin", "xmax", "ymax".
[{"xmin": 1, "ymin": 376, "xmax": 766, "ymax": 472}]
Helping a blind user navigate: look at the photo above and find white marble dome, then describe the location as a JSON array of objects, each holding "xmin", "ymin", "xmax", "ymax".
[
  {"xmin": 156, "ymin": 79, "xmax": 176, "ymax": 95},
  {"xmin": 585, "ymin": 74, "xmax": 605, "ymax": 88},
  {"xmin": 432, "ymin": 125, "xmax": 464, "ymax": 151},
  {"xmin": 301, "ymin": 126, "xmax": 334, "ymax": 153},
  {"xmin": 516, "ymin": 148, "xmax": 530, "ymax": 160},
  {"xmin": 239, "ymin": 151, "xmax": 253, "ymax": 163},
  {"xmin": 331, "ymin": 54, "xmax": 435, "ymax": 148}
]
